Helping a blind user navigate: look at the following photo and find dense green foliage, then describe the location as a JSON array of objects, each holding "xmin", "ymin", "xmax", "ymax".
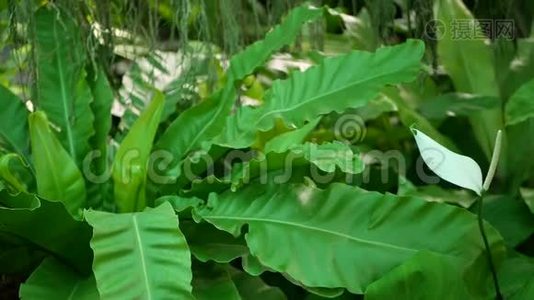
[{"xmin": 1, "ymin": 0, "xmax": 534, "ymax": 299}]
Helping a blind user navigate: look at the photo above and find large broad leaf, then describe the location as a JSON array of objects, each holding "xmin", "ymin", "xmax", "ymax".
[
  {"xmin": 412, "ymin": 128, "xmax": 483, "ymax": 195},
  {"xmin": 155, "ymin": 6, "xmax": 324, "ymax": 180},
  {"xmin": 0, "ymin": 190, "xmax": 92, "ymax": 272},
  {"xmin": 34, "ymin": 6, "xmax": 94, "ymax": 164},
  {"xmin": 19, "ymin": 258, "xmax": 98, "ymax": 299},
  {"xmin": 113, "ymin": 92, "xmax": 164, "ymax": 212},
  {"xmin": 0, "ymin": 85, "xmax": 29, "ymax": 159},
  {"xmin": 364, "ymin": 251, "xmax": 481, "ymax": 299},
  {"xmin": 435, "ymin": 0, "xmax": 502, "ymax": 158},
  {"xmin": 214, "ymin": 40, "xmax": 425, "ymax": 149},
  {"xmin": 29, "ymin": 111, "xmax": 86, "ymax": 217},
  {"xmin": 194, "ymin": 182, "xmax": 503, "ymax": 293},
  {"xmin": 85, "ymin": 202, "xmax": 193, "ymax": 299}
]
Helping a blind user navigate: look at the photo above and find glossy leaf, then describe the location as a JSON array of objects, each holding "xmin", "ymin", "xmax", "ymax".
[
  {"xmin": 215, "ymin": 40, "xmax": 425, "ymax": 148},
  {"xmin": 113, "ymin": 92, "xmax": 164, "ymax": 212},
  {"xmin": 19, "ymin": 258, "xmax": 98, "ymax": 299},
  {"xmin": 34, "ymin": 7, "xmax": 94, "ymax": 163},
  {"xmin": 412, "ymin": 128, "xmax": 483, "ymax": 195},
  {"xmin": 85, "ymin": 202, "xmax": 193, "ymax": 299},
  {"xmin": 0, "ymin": 84, "xmax": 29, "ymax": 158},
  {"xmin": 194, "ymin": 182, "xmax": 503, "ymax": 293},
  {"xmin": 29, "ymin": 111, "xmax": 86, "ymax": 216}
]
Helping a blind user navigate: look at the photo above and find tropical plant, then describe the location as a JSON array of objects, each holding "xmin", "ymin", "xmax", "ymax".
[{"xmin": 1, "ymin": 1, "xmax": 534, "ymax": 299}]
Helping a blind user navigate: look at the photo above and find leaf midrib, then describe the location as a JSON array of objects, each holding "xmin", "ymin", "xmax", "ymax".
[
  {"xmin": 51, "ymin": 17, "xmax": 76, "ymax": 159},
  {"xmin": 204, "ymin": 215, "xmax": 418, "ymax": 254},
  {"xmin": 133, "ymin": 215, "xmax": 152, "ymax": 300},
  {"xmin": 256, "ymin": 63, "xmax": 413, "ymax": 126}
]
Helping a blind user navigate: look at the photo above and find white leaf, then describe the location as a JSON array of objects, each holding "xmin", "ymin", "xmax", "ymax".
[{"xmin": 412, "ymin": 129, "xmax": 483, "ymax": 195}]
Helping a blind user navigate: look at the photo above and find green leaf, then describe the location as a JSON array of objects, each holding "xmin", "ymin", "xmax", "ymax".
[
  {"xmin": 85, "ymin": 202, "xmax": 193, "ymax": 299},
  {"xmin": 500, "ymin": 252, "xmax": 534, "ymax": 299},
  {"xmin": 290, "ymin": 141, "xmax": 364, "ymax": 174},
  {"xmin": 155, "ymin": 5, "xmax": 323, "ymax": 180},
  {"xmin": 87, "ymin": 67, "xmax": 114, "ymax": 177},
  {"xmin": 0, "ymin": 153, "xmax": 30, "ymax": 193},
  {"xmin": 181, "ymin": 220, "xmax": 248, "ymax": 263},
  {"xmin": 194, "ymin": 182, "xmax": 503, "ymax": 293},
  {"xmin": 0, "ymin": 84, "xmax": 29, "ymax": 158},
  {"xmin": 113, "ymin": 92, "xmax": 164, "ymax": 212},
  {"xmin": 264, "ymin": 118, "xmax": 320, "ymax": 153},
  {"xmin": 364, "ymin": 251, "xmax": 477, "ymax": 299},
  {"xmin": 19, "ymin": 258, "xmax": 98, "ymax": 300},
  {"xmin": 483, "ymin": 195, "xmax": 534, "ymax": 247},
  {"xmin": 29, "ymin": 111, "xmax": 86, "ymax": 217},
  {"xmin": 419, "ymin": 93, "xmax": 500, "ymax": 120},
  {"xmin": 0, "ymin": 190, "xmax": 92, "ymax": 272},
  {"xmin": 34, "ymin": 6, "xmax": 94, "ymax": 164},
  {"xmin": 228, "ymin": 267, "xmax": 286, "ymax": 300},
  {"xmin": 435, "ymin": 0, "xmax": 502, "ymax": 158},
  {"xmin": 412, "ymin": 128, "xmax": 483, "ymax": 195},
  {"xmin": 215, "ymin": 40, "xmax": 425, "ymax": 148},
  {"xmin": 192, "ymin": 262, "xmax": 241, "ymax": 300},
  {"xmin": 505, "ymin": 78, "xmax": 534, "ymax": 126}
]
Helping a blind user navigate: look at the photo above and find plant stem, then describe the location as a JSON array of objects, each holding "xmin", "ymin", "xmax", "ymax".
[{"xmin": 477, "ymin": 194, "xmax": 502, "ymax": 300}]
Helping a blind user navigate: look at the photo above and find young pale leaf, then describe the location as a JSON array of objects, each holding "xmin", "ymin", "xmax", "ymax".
[
  {"xmin": 29, "ymin": 111, "xmax": 87, "ymax": 216},
  {"xmin": 34, "ymin": 7, "xmax": 94, "ymax": 164},
  {"xmin": 412, "ymin": 128, "xmax": 483, "ymax": 195},
  {"xmin": 85, "ymin": 202, "xmax": 193, "ymax": 299},
  {"xmin": 19, "ymin": 258, "xmax": 98, "ymax": 300},
  {"xmin": 0, "ymin": 85, "xmax": 29, "ymax": 159},
  {"xmin": 194, "ymin": 182, "xmax": 503, "ymax": 293},
  {"xmin": 113, "ymin": 92, "xmax": 164, "ymax": 212}
]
